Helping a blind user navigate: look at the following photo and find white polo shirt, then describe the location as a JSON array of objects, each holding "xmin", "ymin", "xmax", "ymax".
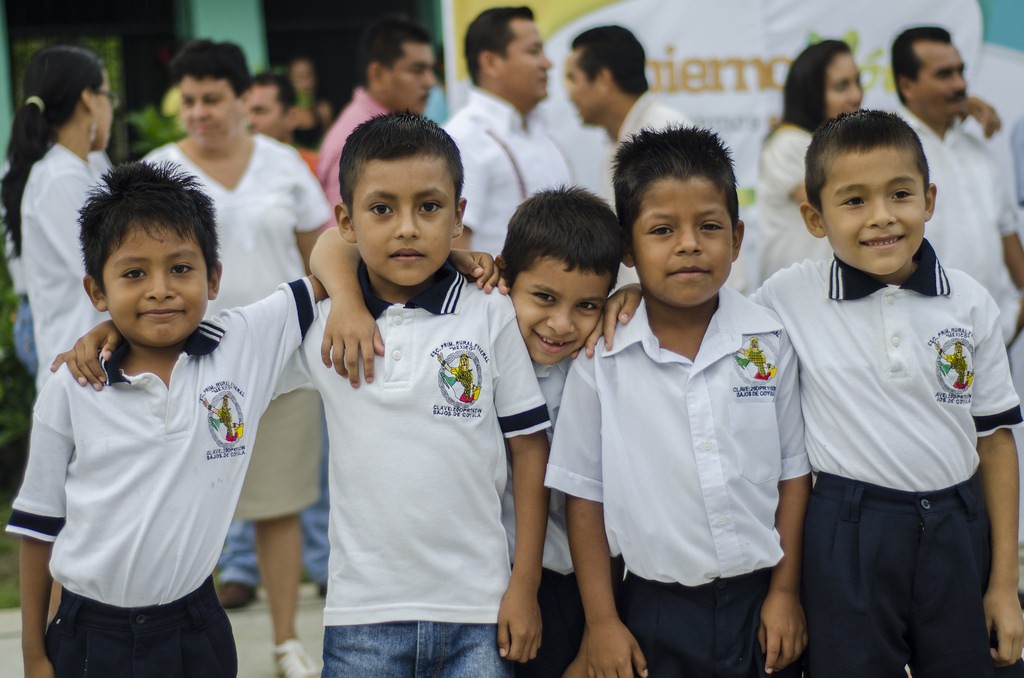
[
  {"xmin": 445, "ymin": 88, "xmax": 572, "ymax": 255},
  {"xmin": 753, "ymin": 240, "xmax": 1022, "ymax": 492},
  {"xmin": 280, "ymin": 263, "xmax": 550, "ymax": 626},
  {"xmin": 501, "ymin": 358, "xmax": 574, "ymax": 575},
  {"xmin": 899, "ymin": 108, "xmax": 1020, "ymax": 343},
  {"xmin": 545, "ymin": 289, "xmax": 809, "ymax": 586},
  {"xmin": 6, "ymin": 280, "xmax": 316, "ymax": 607}
]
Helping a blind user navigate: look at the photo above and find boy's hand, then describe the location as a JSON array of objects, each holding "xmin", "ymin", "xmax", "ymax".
[
  {"xmin": 757, "ymin": 589, "xmax": 807, "ymax": 673},
  {"xmin": 583, "ymin": 283, "xmax": 642, "ymax": 358},
  {"xmin": 23, "ymin": 654, "xmax": 55, "ymax": 678},
  {"xmin": 586, "ymin": 618, "xmax": 648, "ymax": 677},
  {"xmin": 449, "ymin": 249, "xmax": 503, "ymax": 293},
  {"xmin": 320, "ymin": 300, "xmax": 384, "ymax": 388},
  {"xmin": 496, "ymin": 580, "xmax": 542, "ymax": 663},
  {"xmin": 561, "ymin": 624, "xmax": 590, "ymax": 677},
  {"xmin": 984, "ymin": 584, "xmax": 1024, "ymax": 666},
  {"xmin": 965, "ymin": 95, "xmax": 1001, "ymax": 138},
  {"xmin": 50, "ymin": 320, "xmax": 120, "ymax": 390}
]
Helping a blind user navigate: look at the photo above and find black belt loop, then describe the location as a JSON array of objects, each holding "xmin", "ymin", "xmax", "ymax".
[
  {"xmin": 55, "ymin": 588, "xmax": 82, "ymax": 636},
  {"xmin": 841, "ymin": 483, "xmax": 864, "ymax": 522},
  {"xmin": 185, "ymin": 578, "xmax": 211, "ymax": 629},
  {"xmin": 956, "ymin": 479, "xmax": 979, "ymax": 519}
]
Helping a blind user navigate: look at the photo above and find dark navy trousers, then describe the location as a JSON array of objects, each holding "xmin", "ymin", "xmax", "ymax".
[
  {"xmin": 803, "ymin": 472, "xmax": 1024, "ymax": 678},
  {"xmin": 515, "ymin": 568, "xmax": 586, "ymax": 677},
  {"xmin": 621, "ymin": 568, "xmax": 801, "ymax": 677},
  {"xmin": 45, "ymin": 577, "xmax": 237, "ymax": 677}
]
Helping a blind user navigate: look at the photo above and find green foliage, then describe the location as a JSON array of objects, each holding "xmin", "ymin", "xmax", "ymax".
[
  {"xmin": 126, "ymin": 105, "xmax": 184, "ymax": 156},
  {"xmin": 0, "ymin": 258, "xmax": 32, "ymax": 496},
  {"xmin": 0, "ymin": 497, "xmax": 18, "ymax": 609}
]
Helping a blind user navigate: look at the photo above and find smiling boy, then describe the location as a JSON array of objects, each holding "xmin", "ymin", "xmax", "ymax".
[{"xmin": 754, "ymin": 109, "xmax": 1024, "ymax": 676}]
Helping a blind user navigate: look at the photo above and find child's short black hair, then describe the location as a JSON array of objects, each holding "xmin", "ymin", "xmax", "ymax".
[
  {"xmin": 80, "ymin": 162, "xmax": 219, "ymax": 290},
  {"xmin": 338, "ymin": 112, "xmax": 463, "ymax": 208},
  {"xmin": 804, "ymin": 109, "xmax": 929, "ymax": 211},
  {"xmin": 613, "ymin": 126, "xmax": 739, "ymax": 246},
  {"xmin": 501, "ymin": 186, "xmax": 621, "ymax": 289},
  {"xmin": 170, "ymin": 40, "xmax": 251, "ymax": 96}
]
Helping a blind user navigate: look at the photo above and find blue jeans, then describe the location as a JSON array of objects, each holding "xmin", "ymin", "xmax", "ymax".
[
  {"xmin": 218, "ymin": 417, "xmax": 330, "ymax": 586},
  {"xmin": 323, "ymin": 622, "xmax": 512, "ymax": 678},
  {"xmin": 14, "ymin": 296, "xmax": 37, "ymax": 376}
]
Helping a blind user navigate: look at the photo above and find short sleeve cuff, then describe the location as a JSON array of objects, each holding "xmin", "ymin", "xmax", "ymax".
[
  {"xmin": 6, "ymin": 509, "xmax": 64, "ymax": 542},
  {"xmin": 286, "ymin": 278, "xmax": 317, "ymax": 339},
  {"xmin": 499, "ymin": 404, "xmax": 550, "ymax": 438},
  {"xmin": 975, "ymin": 405, "xmax": 1023, "ymax": 436},
  {"xmin": 780, "ymin": 452, "xmax": 811, "ymax": 480},
  {"xmin": 545, "ymin": 464, "xmax": 603, "ymax": 503}
]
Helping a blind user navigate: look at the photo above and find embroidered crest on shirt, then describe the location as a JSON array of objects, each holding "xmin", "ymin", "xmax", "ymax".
[
  {"xmin": 200, "ymin": 381, "xmax": 247, "ymax": 458},
  {"xmin": 431, "ymin": 341, "xmax": 488, "ymax": 419},
  {"xmin": 733, "ymin": 332, "xmax": 780, "ymax": 399},
  {"xmin": 929, "ymin": 328, "xmax": 975, "ymax": 405}
]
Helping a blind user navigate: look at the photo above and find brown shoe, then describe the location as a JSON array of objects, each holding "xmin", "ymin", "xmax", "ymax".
[{"xmin": 217, "ymin": 581, "xmax": 256, "ymax": 609}]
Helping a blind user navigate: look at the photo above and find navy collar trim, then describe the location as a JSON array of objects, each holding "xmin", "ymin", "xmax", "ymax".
[
  {"xmin": 828, "ymin": 239, "xmax": 950, "ymax": 301},
  {"xmin": 357, "ymin": 261, "xmax": 465, "ymax": 319},
  {"xmin": 101, "ymin": 319, "xmax": 226, "ymax": 384}
]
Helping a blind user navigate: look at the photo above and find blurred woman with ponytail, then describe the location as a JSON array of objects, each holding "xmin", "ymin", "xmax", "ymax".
[{"xmin": 1, "ymin": 45, "xmax": 115, "ymax": 391}]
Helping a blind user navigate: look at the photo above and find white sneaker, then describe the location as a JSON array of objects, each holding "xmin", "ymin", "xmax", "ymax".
[{"xmin": 274, "ymin": 638, "xmax": 320, "ymax": 678}]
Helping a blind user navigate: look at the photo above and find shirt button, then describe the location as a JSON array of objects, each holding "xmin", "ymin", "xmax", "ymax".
[
  {"xmin": 920, "ymin": 498, "xmax": 931, "ymax": 510},
  {"xmin": 886, "ymin": 294, "xmax": 896, "ymax": 305},
  {"xmin": 702, "ymin": 441, "xmax": 713, "ymax": 451},
  {"xmin": 393, "ymin": 315, "xmax": 403, "ymax": 325},
  {"xmin": 391, "ymin": 350, "xmax": 402, "ymax": 361},
  {"xmin": 135, "ymin": 614, "xmax": 147, "ymax": 624},
  {"xmin": 715, "ymin": 516, "xmax": 729, "ymax": 527},
  {"xmin": 891, "ymin": 336, "xmax": 901, "ymax": 347}
]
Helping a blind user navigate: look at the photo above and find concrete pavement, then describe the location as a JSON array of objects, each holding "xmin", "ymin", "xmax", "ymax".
[{"xmin": 0, "ymin": 583, "xmax": 326, "ymax": 677}]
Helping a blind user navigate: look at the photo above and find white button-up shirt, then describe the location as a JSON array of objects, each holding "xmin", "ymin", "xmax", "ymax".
[
  {"xmin": 753, "ymin": 241, "xmax": 1022, "ymax": 492},
  {"xmin": 899, "ymin": 108, "xmax": 1019, "ymax": 342},
  {"xmin": 546, "ymin": 288, "xmax": 808, "ymax": 586},
  {"xmin": 445, "ymin": 88, "xmax": 572, "ymax": 255}
]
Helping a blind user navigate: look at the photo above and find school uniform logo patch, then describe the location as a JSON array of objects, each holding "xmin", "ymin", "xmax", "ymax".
[
  {"xmin": 200, "ymin": 381, "xmax": 247, "ymax": 458},
  {"xmin": 929, "ymin": 328, "xmax": 974, "ymax": 405},
  {"xmin": 431, "ymin": 340, "xmax": 489, "ymax": 419},
  {"xmin": 732, "ymin": 332, "xmax": 781, "ymax": 399}
]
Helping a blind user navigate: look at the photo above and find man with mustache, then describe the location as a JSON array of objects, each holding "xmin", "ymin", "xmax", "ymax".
[
  {"xmin": 444, "ymin": 6, "xmax": 572, "ymax": 255},
  {"xmin": 893, "ymin": 26, "xmax": 1024, "ymax": 342}
]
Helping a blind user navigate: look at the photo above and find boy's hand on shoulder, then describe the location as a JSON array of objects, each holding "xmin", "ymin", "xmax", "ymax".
[
  {"xmin": 984, "ymin": 583, "xmax": 1024, "ymax": 666},
  {"xmin": 496, "ymin": 580, "xmax": 542, "ymax": 662},
  {"xmin": 586, "ymin": 618, "xmax": 648, "ymax": 677},
  {"xmin": 758, "ymin": 588, "xmax": 807, "ymax": 673},
  {"xmin": 583, "ymin": 284, "xmax": 641, "ymax": 358},
  {"xmin": 449, "ymin": 248, "xmax": 503, "ymax": 293},
  {"xmin": 320, "ymin": 298, "xmax": 384, "ymax": 388},
  {"xmin": 50, "ymin": 319, "xmax": 121, "ymax": 390}
]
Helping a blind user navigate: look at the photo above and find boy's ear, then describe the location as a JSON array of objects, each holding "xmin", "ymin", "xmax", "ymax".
[
  {"xmin": 452, "ymin": 196, "xmax": 466, "ymax": 239},
  {"xmin": 336, "ymin": 203, "xmax": 358, "ymax": 244},
  {"xmin": 621, "ymin": 238, "xmax": 635, "ymax": 269},
  {"xmin": 208, "ymin": 262, "xmax": 223, "ymax": 301},
  {"xmin": 731, "ymin": 220, "xmax": 745, "ymax": 262},
  {"xmin": 924, "ymin": 182, "xmax": 937, "ymax": 221},
  {"xmin": 800, "ymin": 202, "xmax": 827, "ymax": 240},
  {"xmin": 84, "ymin": 275, "xmax": 108, "ymax": 312}
]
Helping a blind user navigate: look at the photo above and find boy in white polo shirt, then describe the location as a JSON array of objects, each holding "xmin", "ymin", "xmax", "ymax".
[
  {"xmin": 753, "ymin": 110, "xmax": 1024, "ymax": 676},
  {"xmin": 276, "ymin": 113, "xmax": 552, "ymax": 677},
  {"xmin": 6, "ymin": 162, "xmax": 324, "ymax": 677},
  {"xmin": 545, "ymin": 126, "xmax": 811, "ymax": 678}
]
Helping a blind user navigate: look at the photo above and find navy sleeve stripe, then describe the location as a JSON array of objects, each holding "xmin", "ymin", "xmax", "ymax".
[
  {"xmin": 288, "ymin": 279, "xmax": 315, "ymax": 340},
  {"xmin": 8, "ymin": 510, "xmax": 65, "ymax": 538},
  {"xmin": 499, "ymin": 404, "xmax": 550, "ymax": 434},
  {"xmin": 974, "ymin": 406, "xmax": 1024, "ymax": 434}
]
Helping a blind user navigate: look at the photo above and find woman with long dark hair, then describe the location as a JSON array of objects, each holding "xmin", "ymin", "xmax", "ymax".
[
  {"xmin": 2, "ymin": 45, "xmax": 115, "ymax": 391},
  {"xmin": 756, "ymin": 40, "xmax": 861, "ymax": 282}
]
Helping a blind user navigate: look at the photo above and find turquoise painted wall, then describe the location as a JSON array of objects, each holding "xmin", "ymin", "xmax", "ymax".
[
  {"xmin": 176, "ymin": 0, "xmax": 268, "ymax": 71},
  {"xmin": 0, "ymin": 3, "xmax": 11, "ymax": 155},
  {"xmin": 979, "ymin": 0, "xmax": 1024, "ymax": 51}
]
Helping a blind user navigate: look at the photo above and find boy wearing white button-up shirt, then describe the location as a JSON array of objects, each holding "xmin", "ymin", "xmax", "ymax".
[
  {"xmin": 546, "ymin": 126, "xmax": 811, "ymax": 678},
  {"xmin": 754, "ymin": 110, "xmax": 1024, "ymax": 677},
  {"xmin": 7, "ymin": 162, "xmax": 324, "ymax": 678}
]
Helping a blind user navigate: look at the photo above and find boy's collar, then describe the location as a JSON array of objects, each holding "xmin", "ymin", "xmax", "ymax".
[
  {"xmin": 101, "ymin": 319, "xmax": 226, "ymax": 385},
  {"xmin": 828, "ymin": 238, "xmax": 951, "ymax": 301},
  {"xmin": 357, "ymin": 260, "xmax": 465, "ymax": 319}
]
